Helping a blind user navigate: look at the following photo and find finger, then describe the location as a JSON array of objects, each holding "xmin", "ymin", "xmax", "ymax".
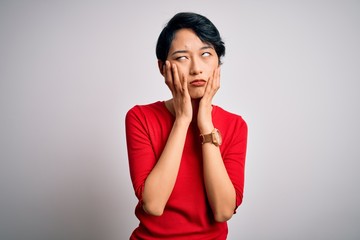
[
  {"xmin": 171, "ymin": 63, "xmax": 182, "ymax": 92},
  {"xmin": 164, "ymin": 61, "xmax": 175, "ymax": 92},
  {"xmin": 181, "ymin": 73, "xmax": 188, "ymax": 94},
  {"xmin": 210, "ymin": 67, "xmax": 220, "ymax": 89},
  {"xmin": 203, "ymin": 67, "xmax": 220, "ymax": 100},
  {"xmin": 205, "ymin": 68, "xmax": 217, "ymax": 92},
  {"xmin": 214, "ymin": 67, "xmax": 220, "ymax": 89}
]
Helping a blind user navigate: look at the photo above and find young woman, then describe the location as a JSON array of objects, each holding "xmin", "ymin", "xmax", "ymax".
[{"xmin": 125, "ymin": 12, "xmax": 248, "ymax": 239}]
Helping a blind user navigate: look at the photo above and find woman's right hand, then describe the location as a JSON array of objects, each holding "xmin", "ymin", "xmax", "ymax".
[{"xmin": 164, "ymin": 61, "xmax": 192, "ymax": 124}]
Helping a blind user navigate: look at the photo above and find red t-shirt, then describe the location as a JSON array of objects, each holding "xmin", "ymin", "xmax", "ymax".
[{"xmin": 125, "ymin": 101, "xmax": 247, "ymax": 239}]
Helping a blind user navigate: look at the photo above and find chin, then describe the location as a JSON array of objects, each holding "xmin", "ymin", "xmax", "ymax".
[
  {"xmin": 190, "ymin": 94, "xmax": 204, "ymax": 100},
  {"xmin": 189, "ymin": 90, "xmax": 205, "ymax": 99},
  {"xmin": 190, "ymin": 96, "xmax": 202, "ymax": 100}
]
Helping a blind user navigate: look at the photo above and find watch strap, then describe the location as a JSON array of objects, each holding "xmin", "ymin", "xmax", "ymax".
[{"xmin": 200, "ymin": 132, "xmax": 213, "ymax": 144}]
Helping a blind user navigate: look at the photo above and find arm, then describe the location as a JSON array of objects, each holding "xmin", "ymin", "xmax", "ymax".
[
  {"xmin": 198, "ymin": 67, "xmax": 237, "ymax": 222},
  {"xmin": 142, "ymin": 119, "xmax": 188, "ymax": 216},
  {"xmin": 202, "ymin": 140, "xmax": 237, "ymax": 222},
  {"xmin": 142, "ymin": 61, "xmax": 192, "ymax": 216}
]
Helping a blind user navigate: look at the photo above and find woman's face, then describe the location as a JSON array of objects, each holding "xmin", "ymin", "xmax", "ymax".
[{"xmin": 167, "ymin": 28, "xmax": 220, "ymax": 99}]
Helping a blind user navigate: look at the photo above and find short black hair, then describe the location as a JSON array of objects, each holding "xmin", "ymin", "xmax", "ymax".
[{"xmin": 156, "ymin": 12, "xmax": 225, "ymax": 64}]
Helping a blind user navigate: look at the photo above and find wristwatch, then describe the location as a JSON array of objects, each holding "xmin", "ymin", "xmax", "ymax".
[{"xmin": 200, "ymin": 128, "xmax": 222, "ymax": 147}]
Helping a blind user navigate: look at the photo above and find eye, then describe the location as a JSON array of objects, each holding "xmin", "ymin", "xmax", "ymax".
[
  {"xmin": 175, "ymin": 56, "xmax": 188, "ymax": 61},
  {"xmin": 202, "ymin": 52, "xmax": 211, "ymax": 57}
]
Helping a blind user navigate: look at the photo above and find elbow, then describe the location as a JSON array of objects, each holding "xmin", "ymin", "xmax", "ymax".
[
  {"xmin": 142, "ymin": 202, "xmax": 164, "ymax": 217},
  {"xmin": 213, "ymin": 209, "xmax": 234, "ymax": 222},
  {"xmin": 212, "ymin": 198, "xmax": 238, "ymax": 222}
]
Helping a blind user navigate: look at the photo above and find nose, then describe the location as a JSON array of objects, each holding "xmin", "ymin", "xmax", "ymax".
[{"xmin": 190, "ymin": 58, "xmax": 202, "ymax": 75}]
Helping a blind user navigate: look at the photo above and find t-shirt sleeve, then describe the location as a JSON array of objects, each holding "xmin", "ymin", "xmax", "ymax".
[
  {"xmin": 125, "ymin": 106, "xmax": 157, "ymax": 201},
  {"xmin": 222, "ymin": 117, "xmax": 248, "ymax": 212}
]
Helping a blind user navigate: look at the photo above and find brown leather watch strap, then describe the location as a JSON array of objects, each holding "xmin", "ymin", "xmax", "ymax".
[{"xmin": 200, "ymin": 133, "xmax": 213, "ymax": 144}]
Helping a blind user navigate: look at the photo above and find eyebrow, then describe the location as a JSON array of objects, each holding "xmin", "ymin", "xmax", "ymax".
[{"xmin": 171, "ymin": 45, "xmax": 214, "ymax": 56}]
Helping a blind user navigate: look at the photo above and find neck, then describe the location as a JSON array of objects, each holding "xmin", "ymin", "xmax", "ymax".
[
  {"xmin": 191, "ymin": 98, "xmax": 200, "ymax": 115},
  {"xmin": 164, "ymin": 98, "xmax": 201, "ymax": 120}
]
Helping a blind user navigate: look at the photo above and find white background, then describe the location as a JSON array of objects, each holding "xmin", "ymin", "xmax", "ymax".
[{"xmin": 1, "ymin": 1, "xmax": 359, "ymax": 239}]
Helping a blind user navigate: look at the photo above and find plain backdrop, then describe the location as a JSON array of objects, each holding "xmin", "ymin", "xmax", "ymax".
[{"xmin": 1, "ymin": 0, "xmax": 360, "ymax": 239}]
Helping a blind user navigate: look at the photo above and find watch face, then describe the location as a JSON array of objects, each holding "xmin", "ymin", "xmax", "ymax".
[{"xmin": 213, "ymin": 129, "xmax": 222, "ymax": 146}]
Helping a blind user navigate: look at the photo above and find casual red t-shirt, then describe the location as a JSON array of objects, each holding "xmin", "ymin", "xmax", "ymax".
[{"xmin": 125, "ymin": 101, "xmax": 247, "ymax": 239}]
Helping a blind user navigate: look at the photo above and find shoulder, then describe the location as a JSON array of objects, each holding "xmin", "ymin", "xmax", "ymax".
[
  {"xmin": 213, "ymin": 105, "xmax": 247, "ymax": 126},
  {"xmin": 126, "ymin": 101, "xmax": 164, "ymax": 118},
  {"xmin": 126, "ymin": 101, "xmax": 173, "ymax": 129},
  {"xmin": 127, "ymin": 101, "xmax": 164, "ymax": 113},
  {"xmin": 212, "ymin": 105, "xmax": 248, "ymax": 141},
  {"xmin": 213, "ymin": 106, "xmax": 248, "ymax": 151}
]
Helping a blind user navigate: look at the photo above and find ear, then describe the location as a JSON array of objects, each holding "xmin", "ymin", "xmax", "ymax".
[{"xmin": 158, "ymin": 60, "xmax": 165, "ymax": 76}]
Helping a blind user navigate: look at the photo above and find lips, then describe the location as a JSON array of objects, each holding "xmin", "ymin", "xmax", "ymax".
[{"xmin": 190, "ymin": 79, "xmax": 206, "ymax": 87}]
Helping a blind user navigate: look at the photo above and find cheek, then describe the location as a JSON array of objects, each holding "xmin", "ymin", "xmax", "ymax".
[
  {"xmin": 173, "ymin": 63, "xmax": 188, "ymax": 77},
  {"xmin": 211, "ymin": 59, "xmax": 220, "ymax": 69},
  {"xmin": 204, "ymin": 58, "xmax": 219, "ymax": 71}
]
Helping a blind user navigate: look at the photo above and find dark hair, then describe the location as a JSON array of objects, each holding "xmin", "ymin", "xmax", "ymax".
[{"xmin": 156, "ymin": 12, "xmax": 225, "ymax": 64}]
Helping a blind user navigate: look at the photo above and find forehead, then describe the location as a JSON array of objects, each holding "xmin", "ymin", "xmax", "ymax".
[{"xmin": 169, "ymin": 28, "xmax": 207, "ymax": 51}]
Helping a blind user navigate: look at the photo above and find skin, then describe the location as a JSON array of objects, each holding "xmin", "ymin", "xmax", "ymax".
[{"xmin": 142, "ymin": 28, "xmax": 236, "ymax": 222}]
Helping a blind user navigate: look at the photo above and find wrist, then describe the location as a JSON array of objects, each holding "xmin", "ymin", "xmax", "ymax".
[
  {"xmin": 174, "ymin": 117, "xmax": 191, "ymax": 128},
  {"xmin": 200, "ymin": 128, "xmax": 222, "ymax": 146},
  {"xmin": 198, "ymin": 122, "xmax": 214, "ymax": 134},
  {"xmin": 197, "ymin": 106, "xmax": 213, "ymax": 133}
]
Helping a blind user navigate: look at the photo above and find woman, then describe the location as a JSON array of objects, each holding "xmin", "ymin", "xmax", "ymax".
[{"xmin": 125, "ymin": 12, "xmax": 248, "ymax": 239}]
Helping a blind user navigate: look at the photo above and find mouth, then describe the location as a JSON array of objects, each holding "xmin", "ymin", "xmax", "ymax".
[{"xmin": 190, "ymin": 79, "xmax": 206, "ymax": 87}]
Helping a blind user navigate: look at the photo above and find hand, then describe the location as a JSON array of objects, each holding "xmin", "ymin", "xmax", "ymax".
[
  {"xmin": 198, "ymin": 66, "xmax": 221, "ymax": 133},
  {"xmin": 164, "ymin": 61, "xmax": 192, "ymax": 124}
]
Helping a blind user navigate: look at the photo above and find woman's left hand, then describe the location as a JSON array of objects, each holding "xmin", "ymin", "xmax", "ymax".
[{"xmin": 197, "ymin": 67, "xmax": 221, "ymax": 133}]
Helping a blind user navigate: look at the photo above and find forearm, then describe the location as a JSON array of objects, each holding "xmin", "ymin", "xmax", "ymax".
[
  {"xmin": 197, "ymin": 89, "xmax": 236, "ymax": 221},
  {"xmin": 142, "ymin": 119, "xmax": 189, "ymax": 216},
  {"xmin": 202, "ymin": 144, "xmax": 236, "ymax": 222}
]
